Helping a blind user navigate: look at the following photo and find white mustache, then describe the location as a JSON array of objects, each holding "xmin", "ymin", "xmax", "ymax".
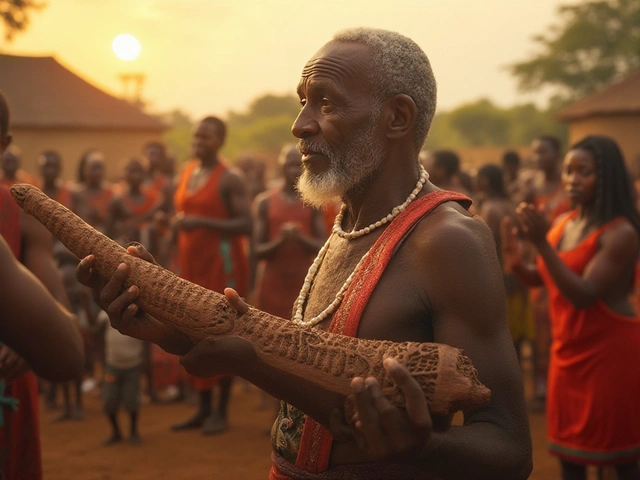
[{"xmin": 296, "ymin": 140, "xmax": 333, "ymax": 158}]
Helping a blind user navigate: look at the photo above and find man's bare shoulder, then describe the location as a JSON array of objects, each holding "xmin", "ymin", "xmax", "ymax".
[
  {"xmin": 409, "ymin": 200, "xmax": 495, "ymax": 256},
  {"xmin": 220, "ymin": 166, "xmax": 247, "ymax": 191}
]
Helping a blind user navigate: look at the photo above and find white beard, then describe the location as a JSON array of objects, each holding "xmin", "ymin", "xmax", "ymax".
[{"xmin": 296, "ymin": 113, "xmax": 385, "ymax": 209}]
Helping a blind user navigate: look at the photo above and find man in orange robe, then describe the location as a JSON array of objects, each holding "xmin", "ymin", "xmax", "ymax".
[{"xmin": 171, "ymin": 116, "xmax": 251, "ymax": 434}]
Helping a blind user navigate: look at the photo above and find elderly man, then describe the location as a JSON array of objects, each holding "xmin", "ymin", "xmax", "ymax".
[{"xmin": 78, "ymin": 28, "xmax": 531, "ymax": 479}]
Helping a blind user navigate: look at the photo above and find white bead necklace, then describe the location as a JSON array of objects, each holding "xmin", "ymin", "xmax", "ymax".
[
  {"xmin": 292, "ymin": 167, "xmax": 429, "ymax": 328},
  {"xmin": 333, "ymin": 167, "xmax": 429, "ymax": 239}
]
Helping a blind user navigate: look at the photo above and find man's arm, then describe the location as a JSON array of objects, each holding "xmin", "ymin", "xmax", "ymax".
[
  {"xmin": 21, "ymin": 211, "xmax": 70, "ymax": 306},
  {"xmin": 175, "ymin": 170, "xmax": 252, "ymax": 236},
  {"xmin": 418, "ymin": 210, "xmax": 532, "ymax": 479},
  {"xmin": 253, "ymin": 195, "xmax": 284, "ymax": 259},
  {"xmin": 0, "ymin": 235, "xmax": 84, "ymax": 381},
  {"xmin": 520, "ymin": 206, "xmax": 638, "ymax": 309},
  {"xmin": 501, "ymin": 216, "xmax": 543, "ymax": 287}
]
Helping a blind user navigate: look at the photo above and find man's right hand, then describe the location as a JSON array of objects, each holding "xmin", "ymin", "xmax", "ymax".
[{"xmin": 76, "ymin": 244, "xmax": 194, "ymax": 356}]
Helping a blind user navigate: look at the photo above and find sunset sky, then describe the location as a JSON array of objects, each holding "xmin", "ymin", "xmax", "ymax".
[{"xmin": 3, "ymin": 0, "xmax": 574, "ymax": 119}]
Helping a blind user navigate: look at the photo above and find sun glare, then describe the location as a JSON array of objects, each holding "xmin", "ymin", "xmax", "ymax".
[{"xmin": 112, "ymin": 34, "xmax": 141, "ymax": 61}]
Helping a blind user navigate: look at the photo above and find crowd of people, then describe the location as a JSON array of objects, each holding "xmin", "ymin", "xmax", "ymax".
[{"xmin": 0, "ymin": 26, "xmax": 639, "ymax": 480}]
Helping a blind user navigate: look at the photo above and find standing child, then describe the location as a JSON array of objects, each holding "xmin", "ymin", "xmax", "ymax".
[{"xmin": 96, "ymin": 310, "xmax": 144, "ymax": 445}]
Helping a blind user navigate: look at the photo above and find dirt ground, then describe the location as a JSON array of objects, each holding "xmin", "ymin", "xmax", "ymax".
[{"xmin": 39, "ymin": 381, "xmax": 567, "ymax": 480}]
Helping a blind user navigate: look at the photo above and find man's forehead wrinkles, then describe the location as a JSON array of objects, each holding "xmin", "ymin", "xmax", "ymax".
[{"xmin": 301, "ymin": 56, "xmax": 364, "ymax": 80}]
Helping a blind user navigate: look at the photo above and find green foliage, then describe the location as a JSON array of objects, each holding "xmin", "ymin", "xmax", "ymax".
[
  {"xmin": 509, "ymin": 0, "xmax": 640, "ymax": 99},
  {"xmin": 425, "ymin": 98, "xmax": 567, "ymax": 149},
  {"xmin": 223, "ymin": 93, "xmax": 299, "ymax": 161},
  {"xmin": 0, "ymin": 0, "xmax": 46, "ymax": 42}
]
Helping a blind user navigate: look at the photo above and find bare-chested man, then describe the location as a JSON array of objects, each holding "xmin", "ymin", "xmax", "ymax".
[{"xmin": 77, "ymin": 29, "xmax": 531, "ymax": 479}]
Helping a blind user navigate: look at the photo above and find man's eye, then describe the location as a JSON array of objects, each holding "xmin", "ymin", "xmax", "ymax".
[
  {"xmin": 299, "ymin": 99, "xmax": 307, "ymax": 107},
  {"xmin": 321, "ymin": 98, "xmax": 331, "ymax": 106}
]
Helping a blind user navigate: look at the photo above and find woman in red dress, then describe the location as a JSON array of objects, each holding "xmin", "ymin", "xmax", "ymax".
[{"xmin": 502, "ymin": 135, "xmax": 640, "ymax": 480}]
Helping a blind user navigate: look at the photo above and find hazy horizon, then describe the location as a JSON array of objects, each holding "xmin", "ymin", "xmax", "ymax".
[{"xmin": 2, "ymin": 0, "xmax": 576, "ymax": 119}]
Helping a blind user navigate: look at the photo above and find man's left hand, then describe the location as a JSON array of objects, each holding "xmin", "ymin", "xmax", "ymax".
[{"xmin": 339, "ymin": 358, "xmax": 433, "ymax": 462}]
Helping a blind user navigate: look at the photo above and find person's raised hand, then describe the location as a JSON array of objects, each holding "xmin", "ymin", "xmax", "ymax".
[
  {"xmin": 515, "ymin": 203, "xmax": 550, "ymax": 247},
  {"xmin": 346, "ymin": 358, "xmax": 432, "ymax": 462}
]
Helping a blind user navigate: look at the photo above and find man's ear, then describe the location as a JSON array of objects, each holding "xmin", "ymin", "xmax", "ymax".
[
  {"xmin": 383, "ymin": 94, "xmax": 417, "ymax": 141},
  {"xmin": 0, "ymin": 133, "xmax": 12, "ymax": 155}
]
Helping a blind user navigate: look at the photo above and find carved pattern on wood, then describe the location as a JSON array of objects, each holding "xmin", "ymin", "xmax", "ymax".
[{"xmin": 10, "ymin": 184, "xmax": 491, "ymax": 415}]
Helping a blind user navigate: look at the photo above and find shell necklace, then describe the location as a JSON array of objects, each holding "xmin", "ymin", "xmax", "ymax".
[{"xmin": 292, "ymin": 167, "xmax": 429, "ymax": 328}]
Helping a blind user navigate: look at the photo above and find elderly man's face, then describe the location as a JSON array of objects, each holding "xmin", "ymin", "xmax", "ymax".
[{"xmin": 292, "ymin": 41, "xmax": 386, "ymax": 207}]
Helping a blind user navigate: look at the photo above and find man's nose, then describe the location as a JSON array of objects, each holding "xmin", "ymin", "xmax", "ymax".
[{"xmin": 291, "ymin": 106, "xmax": 319, "ymax": 139}]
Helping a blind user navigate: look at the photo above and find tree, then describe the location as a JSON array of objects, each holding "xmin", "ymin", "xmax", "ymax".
[
  {"xmin": 0, "ymin": 0, "xmax": 46, "ymax": 42},
  {"xmin": 424, "ymin": 99, "xmax": 566, "ymax": 150},
  {"xmin": 509, "ymin": 0, "xmax": 640, "ymax": 100}
]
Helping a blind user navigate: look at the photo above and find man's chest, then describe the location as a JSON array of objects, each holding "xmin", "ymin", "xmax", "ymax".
[{"xmin": 302, "ymin": 236, "xmax": 432, "ymax": 343}]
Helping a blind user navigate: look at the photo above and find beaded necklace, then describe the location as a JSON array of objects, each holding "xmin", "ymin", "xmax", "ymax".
[{"xmin": 292, "ymin": 167, "xmax": 429, "ymax": 327}]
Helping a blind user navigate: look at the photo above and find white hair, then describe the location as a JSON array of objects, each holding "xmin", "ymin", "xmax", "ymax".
[{"xmin": 332, "ymin": 28, "xmax": 437, "ymax": 153}]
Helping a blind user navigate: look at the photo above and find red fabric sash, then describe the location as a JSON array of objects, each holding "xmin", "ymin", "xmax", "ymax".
[{"xmin": 294, "ymin": 190, "xmax": 471, "ymax": 473}]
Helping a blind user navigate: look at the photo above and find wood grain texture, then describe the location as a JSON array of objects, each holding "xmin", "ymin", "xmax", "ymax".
[{"xmin": 11, "ymin": 183, "xmax": 491, "ymax": 415}]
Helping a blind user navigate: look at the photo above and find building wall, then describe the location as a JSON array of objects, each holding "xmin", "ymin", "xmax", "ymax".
[
  {"xmin": 10, "ymin": 127, "xmax": 164, "ymax": 182},
  {"xmin": 567, "ymin": 114, "xmax": 640, "ymax": 168}
]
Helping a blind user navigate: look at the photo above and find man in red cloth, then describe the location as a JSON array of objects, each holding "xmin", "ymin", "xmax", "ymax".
[
  {"xmin": 107, "ymin": 157, "xmax": 162, "ymax": 247},
  {"xmin": 0, "ymin": 90, "xmax": 84, "ymax": 480},
  {"xmin": 78, "ymin": 29, "xmax": 531, "ymax": 479},
  {"xmin": 0, "ymin": 146, "xmax": 39, "ymax": 188},
  {"xmin": 253, "ymin": 144, "xmax": 326, "ymax": 319},
  {"xmin": 170, "ymin": 116, "xmax": 251, "ymax": 434},
  {"xmin": 38, "ymin": 150, "xmax": 73, "ymax": 208},
  {"xmin": 72, "ymin": 151, "xmax": 114, "ymax": 235}
]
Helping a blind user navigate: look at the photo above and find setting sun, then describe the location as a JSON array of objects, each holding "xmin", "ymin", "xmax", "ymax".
[{"xmin": 112, "ymin": 33, "xmax": 141, "ymax": 61}]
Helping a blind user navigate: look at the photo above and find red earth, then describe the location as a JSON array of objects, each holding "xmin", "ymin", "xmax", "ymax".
[{"xmin": 38, "ymin": 381, "xmax": 575, "ymax": 480}]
